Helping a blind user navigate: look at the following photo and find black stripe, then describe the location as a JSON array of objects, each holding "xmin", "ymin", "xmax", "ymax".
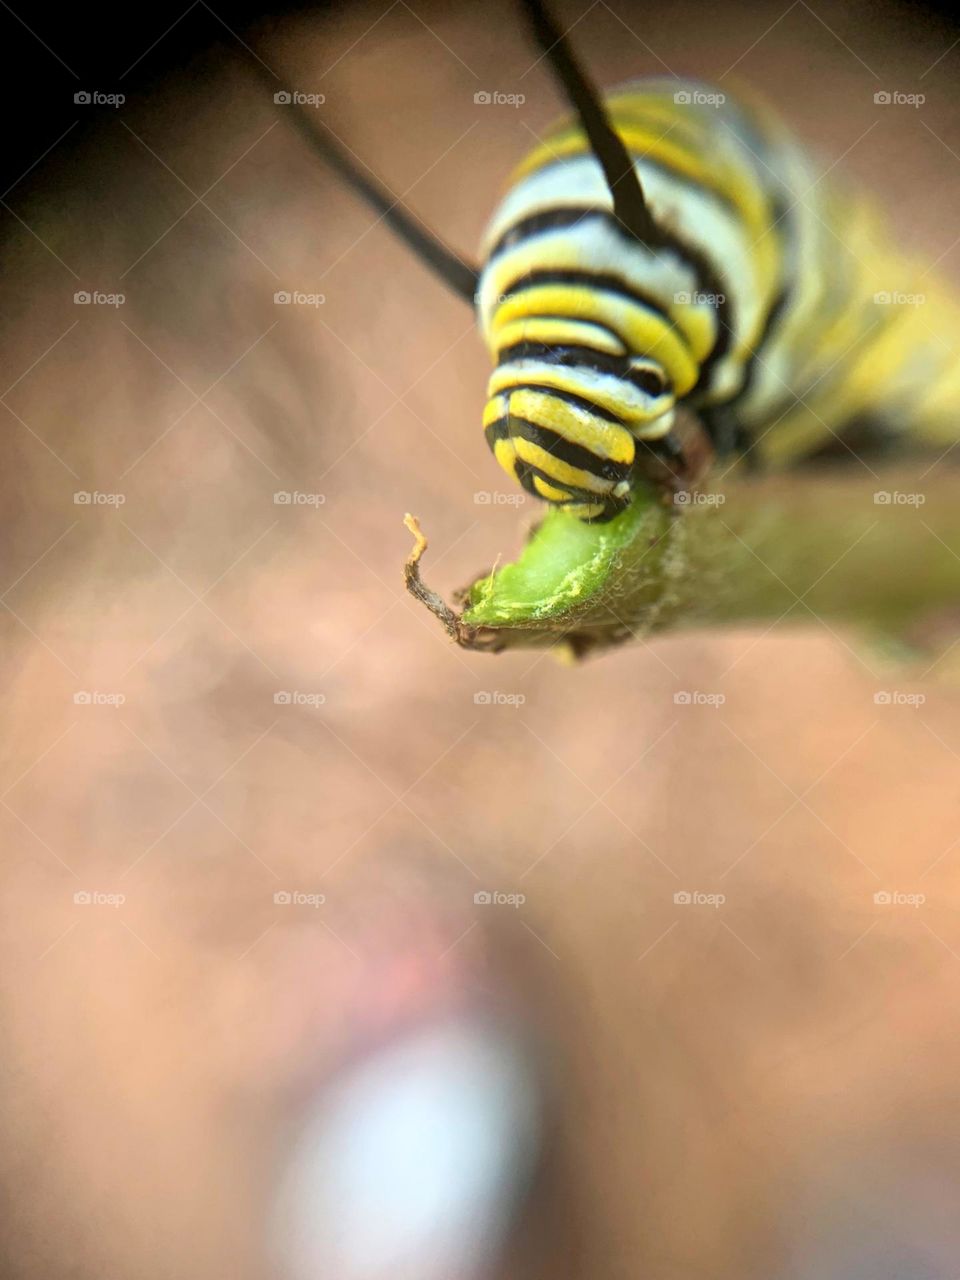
[
  {"xmin": 485, "ymin": 414, "xmax": 629, "ymax": 483},
  {"xmin": 509, "ymin": 456, "xmax": 626, "ymax": 520},
  {"xmin": 643, "ymin": 219, "xmax": 733, "ymax": 391},
  {"xmin": 498, "ymin": 339, "xmax": 624, "ymax": 373},
  {"xmin": 513, "ymin": 460, "xmax": 543, "ymax": 499},
  {"xmin": 493, "ymin": 379, "xmax": 625, "ymax": 424},
  {"xmin": 510, "ymin": 456, "xmax": 578, "ymax": 500},
  {"xmin": 490, "ymin": 206, "xmax": 733, "ymax": 393},
  {"xmin": 487, "ymin": 205, "xmax": 609, "ymax": 261},
  {"xmin": 499, "ymin": 265, "xmax": 674, "ymax": 333},
  {"xmin": 496, "ymin": 340, "xmax": 669, "ymax": 398},
  {"xmin": 494, "ymin": 228, "xmax": 733, "ymax": 389},
  {"xmin": 698, "ymin": 194, "xmax": 795, "ymax": 451},
  {"xmin": 517, "ymin": 148, "xmax": 743, "ymax": 224},
  {"xmin": 732, "ymin": 282, "xmax": 791, "ymax": 408},
  {"xmin": 519, "ymin": 460, "xmax": 632, "ymax": 519},
  {"xmin": 514, "ymin": 457, "xmax": 619, "ymax": 506}
]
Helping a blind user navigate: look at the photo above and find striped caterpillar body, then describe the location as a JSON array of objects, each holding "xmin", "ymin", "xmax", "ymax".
[
  {"xmin": 476, "ymin": 79, "xmax": 960, "ymax": 521},
  {"xmin": 271, "ymin": 0, "xmax": 960, "ymax": 525}
]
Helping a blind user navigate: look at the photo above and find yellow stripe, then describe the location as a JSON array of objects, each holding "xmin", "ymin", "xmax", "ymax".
[
  {"xmin": 492, "ymin": 316, "xmax": 627, "ymax": 357},
  {"xmin": 490, "ymin": 370, "xmax": 664, "ymax": 445},
  {"xmin": 828, "ymin": 312, "xmax": 923, "ymax": 414},
  {"xmin": 492, "ymin": 436, "xmax": 518, "ymax": 480},
  {"xmin": 486, "ymin": 240, "xmax": 716, "ymax": 364},
  {"xmin": 509, "ymin": 104, "xmax": 782, "ymax": 323},
  {"xmin": 672, "ymin": 304, "xmax": 716, "ymax": 364},
  {"xmin": 532, "ymin": 476, "xmax": 573, "ymax": 502},
  {"xmin": 491, "ymin": 285, "xmax": 698, "ymax": 395},
  {"xmin": 512, "ymin": 437, "xmax": 611, "ymax": 493},
  {"xmin": 605, "ymin": 95, "xmax": 710, "ymax": 150},
  {"xmin": 490, "ymin": 385, "xmax": 639, "ymax": 458},
  {"xmin": 483, "ymin": 394, "xmax": 509, "ymax": 430},
  {"xmin": 514, "ymin": 121, "xmax": 769, "ymax": 245},
  {"xmin": 759, "ymin": 314, "xmax": 918, "ymax": 466}
]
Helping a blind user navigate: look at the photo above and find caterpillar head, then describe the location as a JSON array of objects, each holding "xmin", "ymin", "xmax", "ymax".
[{"xmin": 482, "ymin": 346, "xmax": 678, "ymax": 522}]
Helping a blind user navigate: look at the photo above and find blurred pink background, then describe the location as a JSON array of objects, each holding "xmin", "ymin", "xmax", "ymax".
[{"xmin": 3, "ymin": 1, "xmax": 960, "ymax": 1275}]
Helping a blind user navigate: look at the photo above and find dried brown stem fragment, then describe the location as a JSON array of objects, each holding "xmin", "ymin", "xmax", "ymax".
[{"xmin": 402, "ymin": 514, "xmax": 505, "ymax": 652}]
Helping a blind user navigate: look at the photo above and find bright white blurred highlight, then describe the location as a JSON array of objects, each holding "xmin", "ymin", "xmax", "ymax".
[{"xmin": 271, "ymin": 1017, "xmax": 540, "ymax": 1280}]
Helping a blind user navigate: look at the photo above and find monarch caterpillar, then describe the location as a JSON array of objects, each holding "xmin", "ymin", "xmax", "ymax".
[{"xmin": 272, "ymin": 0, "xmax": 960, "ymax": 524}]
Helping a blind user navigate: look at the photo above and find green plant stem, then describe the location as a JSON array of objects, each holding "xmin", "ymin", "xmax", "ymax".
[{"xmin": 406, "ymin": 461, "xmax": 960, "ymax": 659}]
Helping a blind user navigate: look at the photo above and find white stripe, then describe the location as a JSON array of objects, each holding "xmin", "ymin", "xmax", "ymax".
[
  {"xmin": 479, "ymin": 155, "xmax": 772, "ymax": 388},
  {"xmin": 478, "ymin": 217, "xmax": 698, "ymax": 342},
  {"xmin": 481, "ymin": 158, "xmax": 612, "ymax": 250},
  {"xmin": 493, "ymin": 358, "xmax": 668, "ymax": 424}
]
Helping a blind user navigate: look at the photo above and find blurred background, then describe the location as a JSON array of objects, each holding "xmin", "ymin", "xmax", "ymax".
[{"xmin": 3, "ymin": 0, "xmax": 960, "ymax": 1276}]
